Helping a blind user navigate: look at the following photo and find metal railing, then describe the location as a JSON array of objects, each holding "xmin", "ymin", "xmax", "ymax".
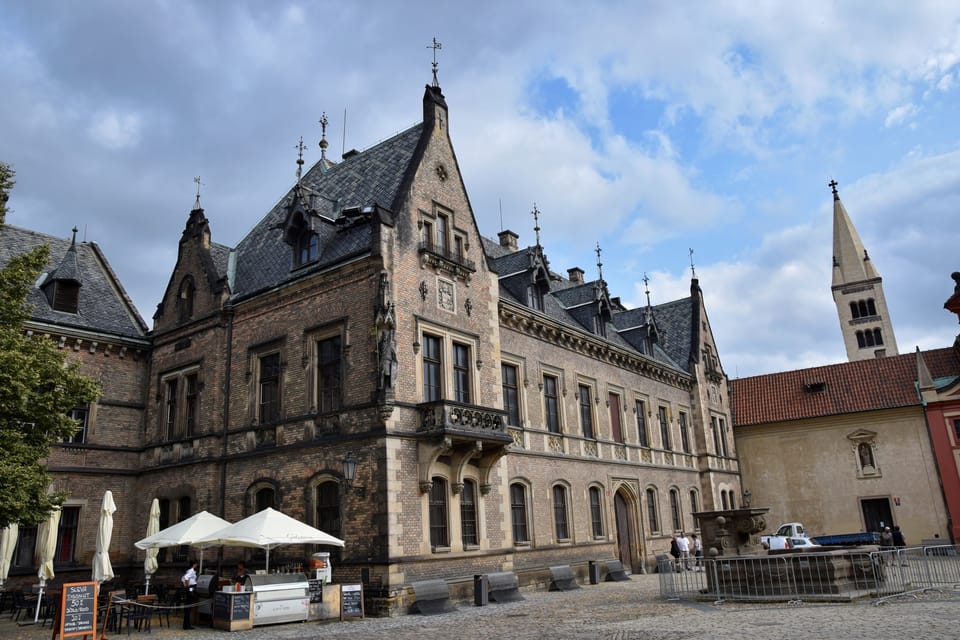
[{"xmin": 659, "ymin": 544, "xmax": 960, "ymax": 605}]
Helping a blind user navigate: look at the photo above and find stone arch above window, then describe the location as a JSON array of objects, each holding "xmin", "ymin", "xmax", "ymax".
[
  {"xmin": 177, "ymin": 276, "xmax": 195, "ymax": 324},
  {"xmin": 246, "ymin": 478, "xmax": 280, "ymax": 515}
]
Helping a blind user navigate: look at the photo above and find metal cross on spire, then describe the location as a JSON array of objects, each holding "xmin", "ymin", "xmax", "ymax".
[
  {"xmin": 595, "ymin": 242, "xmax": 604, "ymax": 283},
  {"xmin": 689, "ymin": 247, "xmax": 697, "ymax": 279},
  {"xmin": 296, "ymin": 136, "xmax": 306, "ymax": 183},
  {"xmin": 829, "ymin": 178, "xmax": 839, "ymax": 200},
  {"xmin": 531, "ymin": 203, "xmax": 541, "ymax": 247},
  {"xmin": 193, "ymin": 176, "xmax": 204, "ymax": 209},
  {"xmin": 428, "ymin": 37, "xmax": 442, "ymax": 87},
  {"xmin": 643, "ymin": 272, "xmax": 652, "ymax": 307},
  {"xmin": 318, "ymin": 112, "xmax": 329, "ymax": 160}
]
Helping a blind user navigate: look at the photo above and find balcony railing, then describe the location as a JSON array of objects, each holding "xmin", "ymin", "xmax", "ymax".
[
  {"xmin": 418, "ymin": 241, "xmax": 476, "ymax": 274},
  {"xmin": 418, "ymin": 400, "xmax": 511, "ymax": 442}
]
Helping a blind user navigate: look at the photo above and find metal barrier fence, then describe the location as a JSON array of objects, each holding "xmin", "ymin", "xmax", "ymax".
[{"xmin": 658, "ymin": 544, "xmax": 960, "ymax": 604}]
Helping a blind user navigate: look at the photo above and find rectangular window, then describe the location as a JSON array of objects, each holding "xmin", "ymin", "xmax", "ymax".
[
  {"xmin": 579, "ymin": 385, "xmax": 594, "ymax": 439},
  {"xmin": 454, "ymin": 235, "xmax": 465, "ymax": 262},
  {"xmin": 635, "ymin": 400, "xmax": 648, "ymax": 447},
  {"xmin": 609, "ymin": 393, "xmax": 623, "ymax": 443},
  {"xmin": 318, "ymin": 335, "xmax": 342, "ymax": 412},
  {"xmin": 544, "ymin": 375, "xmax": 560, "ymax": 433},
  {"xmin": 670, "ymin": 490, "xmax": 682, "ymax": 531},
  {"xmin": 689, "ymin": 490, "xmax": 699, "ymax": 516},
  {"xmin": 316, "ymin": 481, "xmax": 341, "ymax": 537},
  {"xmin": 55, "ymin": 506, "xmax": 80, "ymax": 565},
  {"xmin": 954, "ymin": 418, "xmax": 960, "ymax": 443},
  {"xmin": 259, "ymin": 353, "xmax": 281, "ymax": 424},
  {"xmin": 527, "ymin": 285, "xmax": 543, "ymax": 311},
  {"xmin": 460, "ymin": 480, "xmax": 478, "ymax": 546},
  {"xmin": 659, "ymin": 406, "xmax": 671, "ymax": 450},
  {"xmin": 553, "ymin": 486, "xmax": 570, "ymax": 540},
  {"xmin": 436, "ymin": 214, "xmax": 449, "ymax": 251},
  {"xmin": 679, "ymin": 411, "xmax": 690, "ymax": 453},
  {"xmin": 423, "ymin": 334, "xmax": 442, "ymax": 402},
  {"xmin": 589, "ymin": 487, "xmax": 604, "ymax": 537},
  {"xmin": 429, "ymin": 478, "xmax": 449, "ymax": 548},
  {"xmin": 174, "ymin": 496, "xmax": 192, "ymax": 562},
  {"xmin": 502, "ymin": 364, "xmax": 520, "ymax": 426},
  {"xmin": 12, "ymin": 525, "xmax": 38, "ymax": 569},
  {"xmin": 185, "ymin": 374, "xmax": 198, "ymax": 437},
  {"xmin": 421, "ymin": 220, "xmax": 434, "ymax": 247},
  {"xmin": 711, "ymin": 416, "xmax": 722, "ymax": 454},
  {"xmin": 510, "ymin": 484, "xmax": 529, "ymax": 543},
  {"xmin": 165, "ymin": 379, "xmax": 178, "ymax": 440},
  {"xmin": 646, "ymin": 489, "xmax": 659, "ymax": 533},
  {"xmin": 453, "ymin": 343, "xmax": 471, "ymax": 403},
  {"xmin": 719, "ymin": 417, "xmax": 729, "ymax": 456},
  {"xmin": 158, "ymin": 499, "xmax": 170, "ymax": 562},
  {"xmin": 64, "ymin": 405, "xmax": 89, "ymax": 444}
]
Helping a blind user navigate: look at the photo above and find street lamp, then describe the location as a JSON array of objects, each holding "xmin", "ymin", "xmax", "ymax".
[{"xmin": 342, "ymin": 452, "xmax": 365, "ymax": 497}]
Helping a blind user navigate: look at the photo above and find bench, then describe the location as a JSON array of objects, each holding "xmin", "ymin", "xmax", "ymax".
[
  {"xmin": 604, "ymin": 559, "xmax": 631, "ymax": 582},
  {"xmin": 548, "ymin": 565, "xmax": 580, "ymax": 591},
  {"xmin": 411, "ymin": 579, "xmax": 456, "ymax": 615},
  {"xmin": 485, "ymin": 572, "xmax": 523, "ymax": 603}
]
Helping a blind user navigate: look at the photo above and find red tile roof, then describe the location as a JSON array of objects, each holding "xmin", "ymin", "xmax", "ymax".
[{"xmin": 731, "ymin": 347, "xmax": 960, "ymax": 427}]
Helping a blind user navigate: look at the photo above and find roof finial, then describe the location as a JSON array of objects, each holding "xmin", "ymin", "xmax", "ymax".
[
  {"xmin": 71, "ymin": 226, "xmax": 78, "ymax": 246},
  {"xmin": 296, "ymin": 136, "xmax": 306, "ymax": 184},
  {"xmin": 643, "ymin": 272, "xmax": 652, "ymax": 308},
  {"xmin": 531, "ymin": 203, "xmax": 541, "ymax": 247},
  {"xmin": 319, "ymin": 112, "xmax": 329, "ymax": 161},
  {"xmin": 829, "ymin": 178, "xmax": 839, "ymax": 200},
  {"xmin": 193, "ymin": 176, "xmax": 203, "ymax": 210},
  {"xmin": 595, "ymin": 242, "xmax": 604, "ymax": 283},
  {"xmin": 428, "ymin": 37, "xmax": 442, "ymax": 87},
  {"xmin": 689, "ymin": 247, "xmax": 697, "ymax": 279}
]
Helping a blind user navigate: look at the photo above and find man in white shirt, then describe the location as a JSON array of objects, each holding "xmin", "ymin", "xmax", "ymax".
[
  {"xmin": 181, "ymin": 560, "xmax": 198, "ymax": 629},
  {"xmin": 676, "ymin": 533, "xmax": 691, "ymax": 570}
]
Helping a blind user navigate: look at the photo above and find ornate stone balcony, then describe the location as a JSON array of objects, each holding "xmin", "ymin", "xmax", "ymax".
[{"xmin": 418, "ymin": 400, "xmax": 512, "ymax": 444}]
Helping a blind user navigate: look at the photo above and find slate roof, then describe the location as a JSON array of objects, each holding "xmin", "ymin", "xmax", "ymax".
[
  {"xmin": 485, "ymin": 238, "xmax": 693, "ymax": 374},
  {"xmin": 0, "ymin": 225, "xmax": 148, "ymax": 340},
  {"xmin": 231, "ymin": 124, "xmax": 423, "ymax": 301},
  {"xmin": 730, "ymin": 347, "xmax": 960, "ymax": 427}
]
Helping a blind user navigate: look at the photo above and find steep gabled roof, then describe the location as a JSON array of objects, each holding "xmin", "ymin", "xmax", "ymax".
[
  {"xmin": 731, "ymin": 347, "xmax": 960, "ymax": 427},
  {"xmin": 0, "ymin": 225, "xmax": 148, "ymax": 339},
  {"xmin": 231, "ymin": 124, "xmax": 423, "ymax": 301}
]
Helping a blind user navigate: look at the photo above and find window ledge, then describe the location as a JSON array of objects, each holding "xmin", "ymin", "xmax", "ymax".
[{"xmin": 431, "ymin": 546, "xmax": 452, "ymax": 554}]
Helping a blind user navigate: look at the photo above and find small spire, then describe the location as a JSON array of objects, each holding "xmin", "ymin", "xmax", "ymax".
[
  {"xmin": 829, "ymin": 178, "xmax": 839, "ymax": 201},
  {"xmin": 595, "ymin": 242, "xmax": 604, "ymax": 283},
  {"xmin": 193, "ymin": 176, "xmax": 204, "ymax": 210},
  {"xmin": 689, "ymin": 247, "xmax": 697, "ymax": 279},
  {"xmin": 428, "ymin": 37, "xmax": 442, "ymax": 87},
  {"xmin": 643, "ymin": 272, "xmax": 652, "ymax": 308},
  {"xmin": 296, "ymin": 136, "xmax": 306, "ymax": 184},
  {"xmin": 531, "ymin": 203, "xmax": 541, "ymax": 247},
  {"xmin": 71, "ymin": 226, "xmax": 78, "ymax": 246},
  {"xmin": 318, "ymin": 112, "xmax": 329, "ymax": 161}
]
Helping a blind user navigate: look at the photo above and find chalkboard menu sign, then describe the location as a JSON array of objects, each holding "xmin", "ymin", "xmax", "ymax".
[
  {"xmin": 340, "ymin": 583, "xmax": 364, "ymax": 620},
  {"xmin": 232, "ymin": 592, "xmax": 251, "ymax": 619},
  {"xmin": 307, "ymin": 579, "xmax": 323, "ymax": 604},
  {"xmin": 213, "ymin": 591, "xmax": 254, "ymax": 631},
  {"xmin": 59, "ymin": 581, "xmax": 98, "ymax": 639},
  {"xmin": 213, "ymin": 592, "xmax": 230, "ymax": 620}
]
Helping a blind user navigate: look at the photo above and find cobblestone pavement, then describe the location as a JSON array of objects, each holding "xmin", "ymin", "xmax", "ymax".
[{"xmin": 4, "ymin": 575, "xmax": 959, "ymax": 640}]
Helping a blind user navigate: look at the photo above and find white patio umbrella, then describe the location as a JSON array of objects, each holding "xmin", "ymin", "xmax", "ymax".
[
  {"xmin": 194, "ymin": 507, "xmax": 344, "ymax": 572},
  {"xmin": 92, "ymin": 490, "xmax": 116, "ymax": 584},
  {"xmin": 0, "ymin": 523, "xmax": 18, "ymax": 590},
  {"xmin": 35, "ymin": 507, "xmax": 61, "ymax": 623},
  {"xmin": 143, "ymin": 499, "xmax": 160, "ymax": 595},
  {"xmin": 134, "ymin": 510, "xmax": 231, "ymax": 574}
]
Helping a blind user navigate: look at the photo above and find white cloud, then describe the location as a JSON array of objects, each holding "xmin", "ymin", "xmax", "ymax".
[
  {"xmin": 884, "ymin": 103, "xmax": 919, "ymax": 128},
  {"xmin": 88, "ymin": 110, "xmax": 142, "ymax": 150}
]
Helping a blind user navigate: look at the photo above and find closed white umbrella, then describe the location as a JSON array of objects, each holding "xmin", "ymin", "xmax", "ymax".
[
  {"xmin": 0, "ymin": 523, "xmax": 18, "ymax": 590},
  {"xmin": 92, "ymin": 490, "xmax": 116, "ymax": 584},
  {"xmin": 35, "ymin": 507, "xmax": 61, "ymax": 623},
  {"xmin": 143, "ymin": 499, "xmax": 160, "ymax": 595}
]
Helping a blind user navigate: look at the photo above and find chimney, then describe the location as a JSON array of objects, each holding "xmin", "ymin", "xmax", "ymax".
[
  {"xmin": 568, "ymin": 267, "xmax": 584, "ymax": 284},
  {"xmin": 498, "ymin": 230, "xmax": 519, "ymax": 251}
]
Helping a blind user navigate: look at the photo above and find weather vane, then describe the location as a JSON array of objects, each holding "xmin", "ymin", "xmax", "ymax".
[
  {"xmin": 689, "ymin": 248, "xmax": 697, "ymax": 279},
  {"xmin": 193, "ymin": 176, "xmax": 204, "ymax": 209},
  {"xmin": 595, "ymin": 242, "xmax": 604, "ymax": 282},
  {"xmin": 531, "ymin": 203, "xmax": 541, "ymax": 247},
  {"xmin": 296, "ymin": 136, "xmax": 306, "ymax": 183},
  {"xmin": 428, "ymin": 37, "xmax": 442, "ymax": 87},
  {"xmin": 319, "ymin": 112, "xmax": 329, "ymax": 160},
  {"xmin": 643, "ymin": 272, "xmax": 651, "ymax": 307}
]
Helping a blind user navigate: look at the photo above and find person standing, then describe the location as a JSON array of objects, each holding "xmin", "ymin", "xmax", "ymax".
[
  {"xmin": 181, "ymin": 560, "xmax": 198, "ymax": 630},
  {"xmin": 677, "ymin": 533, "xmax": 691, "ymax": 570},
  {"xmin": 233, "ymin": 561, "xmax": 250, "ymax": 589},
  {"xmin": 892, "ymin": 526, "xmax": 907, "ymax": 566},
  {"xmin": 691, "ymin": 533, "xmax": 703, "ymax": 570}
]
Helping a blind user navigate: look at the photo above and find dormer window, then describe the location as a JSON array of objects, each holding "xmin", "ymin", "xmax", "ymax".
[
  {"xmin": 50, "ymin": 281, "xmax": 80, "ymax": 313},
  {"xmin": 296, "ymin": 229, "xmax": 319, "ymax": 266},
  {"xmin": 527, "ymin": 285, "xmax": 543, "ymax": 311},
  {"xmin": 177, "ymin": 276, "xmax": 195, "ymax": 324}
]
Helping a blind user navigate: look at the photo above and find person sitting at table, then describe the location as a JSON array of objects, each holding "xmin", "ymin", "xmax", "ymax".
[{"xmin": 232, "ymin": 561, "xmax": 250, "ymax": 588}]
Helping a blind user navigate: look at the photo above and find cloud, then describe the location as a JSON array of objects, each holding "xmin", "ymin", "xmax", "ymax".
[
  {"xmin": 884, "ymin": 103, "xmax": 919, "ymax": 128},
  {"xmin": 88, "ymin": 110, "xmax": 143, "ymax": 150}
]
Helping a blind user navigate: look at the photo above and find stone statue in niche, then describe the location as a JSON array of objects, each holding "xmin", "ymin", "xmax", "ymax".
[{"xmin": 858, "ymin": 442, "xmax": 875, "ymax": 471}]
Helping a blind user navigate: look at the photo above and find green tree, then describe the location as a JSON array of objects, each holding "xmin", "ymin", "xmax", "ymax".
[{"xmin": 0, "ymin": 163, "xmax": 101, "ymax": 528}]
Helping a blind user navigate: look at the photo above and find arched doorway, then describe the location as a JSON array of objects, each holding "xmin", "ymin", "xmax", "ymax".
[{"xmin": 614, "ymin": 489, "xmax": 639, "ymax": 572}]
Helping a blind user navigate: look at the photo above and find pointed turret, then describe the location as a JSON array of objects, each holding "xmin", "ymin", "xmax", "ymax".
[
  {"xmin": 42, "ymin": 227, "xmax": 82, "ymax": 313},
  {"xmin": 828, "ymin": 180, "xmax": 898, "ymax": 361}
]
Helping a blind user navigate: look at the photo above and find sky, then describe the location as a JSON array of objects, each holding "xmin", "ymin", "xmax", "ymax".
[{"xmin": 2, "ymin": 1, "xmax": 960, "ymax": 378}]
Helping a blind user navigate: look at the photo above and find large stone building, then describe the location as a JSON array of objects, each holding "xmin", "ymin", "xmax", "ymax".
[
  {"xmin": 2, "ymin": 80, "xmax": 740, "ymax": 609},
  {"xmin": 732, "ymin": 185, "xmax": 957, "ymax": 543}
]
